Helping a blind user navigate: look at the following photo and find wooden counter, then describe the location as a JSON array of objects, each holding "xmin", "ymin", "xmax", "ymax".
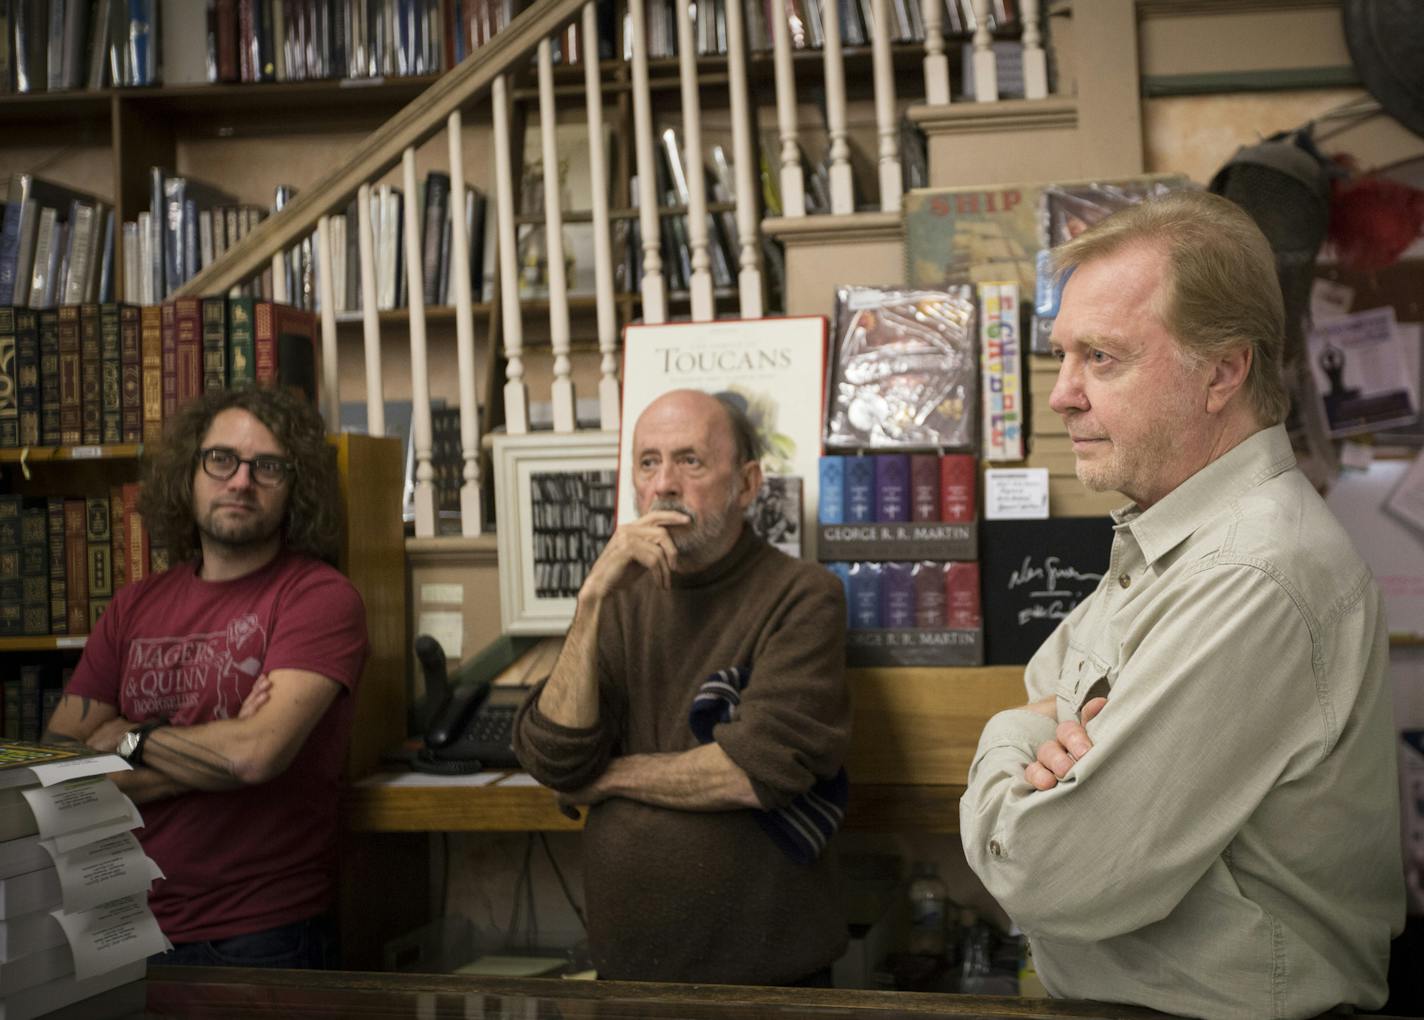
[
  {"xmin": 144, "ymin": 966, "xmax": 1184, "ymax": 1019},
  {"xmin": 341, "ymin": 665, "xmax": 1024, "ymax": 835}
]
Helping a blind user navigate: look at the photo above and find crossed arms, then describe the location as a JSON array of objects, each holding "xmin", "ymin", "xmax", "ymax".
[{"xmin": 44, "ymin": 670, "xmax": 341, "ymax": 804}]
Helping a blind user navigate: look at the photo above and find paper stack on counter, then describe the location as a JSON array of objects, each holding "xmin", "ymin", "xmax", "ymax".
[{"xmin": 0, "ymin": 741, "xmax": 169, "ymax": 1020}]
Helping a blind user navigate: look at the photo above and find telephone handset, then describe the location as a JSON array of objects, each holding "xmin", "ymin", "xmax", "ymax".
[{"xmin": 409, "ymin": 636, "xmax": 529, "ymax": 775}]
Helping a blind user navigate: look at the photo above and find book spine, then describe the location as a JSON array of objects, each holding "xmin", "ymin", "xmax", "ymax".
[
  {"xmin": 119, "ymin": 303, "xmax": 142, "ymax": 442},
  {"xmin": 201, "ymin": 296, "xmax": 228, "ymax": 393},
  {"xmin": 0, "ymin": 305, "xmax": 15, "ymax": 447},
  {"xmin": 38, "ymin": 309, "xmax": 61, "ymax": 446},
  {"xmin": 874, "ymin": 453, "xmax": 910, "ymax": 522},
  {"xmin": 140, "ymin": 303, "xmax": 163, "ymax": 442},
  {"xmin": 945, "ymin": 561, "xmax": 981, "ymax": 630},
  {"xmin": 47, "ymin": 496, "xmax": 66, "ymax": 634},
  {"xmin": 99, "ymin": 302, "xmax": 122, "ymax": 443},
  {"xmin": 86, "ymin": 495, "xmax": 114, "ymax": 612},
  {"xmin": 999, "ymin": 283, "xmax": 1024, "ymax": 460},
  {"xmin": 108, "ymin": 485, "xmax": 127, "ymax": 595},
  {"xmin": 64, "ymin": 497, "xmax": 89, "ymax": 635},
  {"xmin": 421, "ymin": 171, "xmax": 450, "ymax": 306},
  {"xmin": 174, "ymin": 296, "xmax": 203, "ymax": 409},
  {"xmin": 18, "ymin": 664, "xmax": 39, "ymax": 741},
  {"xmin": 19, "ymin": 498, "xmax": 48, "ymax": 636},
  {"xmin": 939, "ymin": 453, "xmax": 976, "ymax": 522},
  {"xmin": 122, "ymin": 482, "xmax": 147, "ymax": 585},
  {"xmin": 253, "ymin": 300, "xmax": 276, "ymax": 384},
  {"xmin": 844, "ymin": 456, "xmax": 875, "ymax": 523},
  {"xmin": 57, "ymin": 305, "xmax": 82, "ymax": 445},
  {"xmin": 161, "ymin": 300, "xmax": 177, "ymax": 423},
  {"xmin": 79, "ymin": 302, "xmax": 102, "ymax": 445},
  {"xmin": 910, "ymin": 453, "xmax": 940, "ymax": 522},
  {"xmin": 226, "ymin": 295, "xmax": 256, "ymax": 386},
  {"xmin": 817, "ymin": 455, "xmax": 845, "ymax": 524},
  {"xmin": 0, "ymin": 495, "xmax": 20, "ymax": 637},
  {"xmin": 15, "ymin": 309, "xmax": 40, "ymax": 447},
  {"xmin": 912, "ymin": 561, "xmax": 948, "ymax": 628},
  {"xmin": 881, "ymin": 561, "xmax": 915, "ymax": 628},
  {"xmin": 274, "ymin": 305, "xmax": 319, "ymax": 404},
  {"xmin": 847, "ymin": 561, "xmax": 881, "ymax": 629}
]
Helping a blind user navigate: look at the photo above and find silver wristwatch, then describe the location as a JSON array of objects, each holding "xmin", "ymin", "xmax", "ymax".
[{"xmin": 117, "ymin": 722, "xmax": 161, "ymax": 766}]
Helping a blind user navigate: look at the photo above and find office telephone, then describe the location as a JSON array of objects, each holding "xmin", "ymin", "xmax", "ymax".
[{"xmin": 407, "ymin": 635, "xmax": 529, "ymax": 775}]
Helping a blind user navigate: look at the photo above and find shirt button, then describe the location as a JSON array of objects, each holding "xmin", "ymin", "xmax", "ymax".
[
  {"xmin": 989, "ymin": 839, "xmax": 1004, "ymax": 857},
  {"xmin": 1118, "ymin": 573, "xmax": 1131, "ymax": 589}
]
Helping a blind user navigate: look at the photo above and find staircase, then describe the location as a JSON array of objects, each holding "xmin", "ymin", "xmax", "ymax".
[{"xmin": 173, "ymin": 0, "xmax": 1147, "ymax": 539}]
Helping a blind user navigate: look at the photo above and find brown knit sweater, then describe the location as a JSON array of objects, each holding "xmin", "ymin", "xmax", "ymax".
[{"xmin": 514, "ymin": 527, "xmax": 851, "ymax": 984}]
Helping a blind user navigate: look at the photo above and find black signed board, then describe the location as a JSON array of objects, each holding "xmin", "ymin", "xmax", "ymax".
[{"xmin": 981, "ymin": 517, "xmax": 1114, "ymax": 665}]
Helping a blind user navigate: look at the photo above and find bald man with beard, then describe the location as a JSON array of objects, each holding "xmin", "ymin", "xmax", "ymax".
[{"xmin": 514, "ymin": 389, "xmax": 851, "ymax": 986}]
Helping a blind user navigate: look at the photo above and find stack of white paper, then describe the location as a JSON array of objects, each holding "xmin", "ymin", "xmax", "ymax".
[{"xmin": 0, "ymin": 742, "xmax": 169, "ymax": 1020}]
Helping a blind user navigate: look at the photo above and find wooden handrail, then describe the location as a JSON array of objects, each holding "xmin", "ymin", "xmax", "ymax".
[{"xmin": 172, "ymin": 0, "xmax": 589, "ymax": 298}]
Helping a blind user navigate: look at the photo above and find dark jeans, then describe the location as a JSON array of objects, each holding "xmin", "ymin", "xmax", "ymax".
[{"xmin": 151, "ymin": 915, "xmax": 337, "ymax": 970}]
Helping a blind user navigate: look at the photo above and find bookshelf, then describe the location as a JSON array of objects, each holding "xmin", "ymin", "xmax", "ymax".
[{"xmin": 0, "ymin": 434, "xmax": 406, "ymax": 780}]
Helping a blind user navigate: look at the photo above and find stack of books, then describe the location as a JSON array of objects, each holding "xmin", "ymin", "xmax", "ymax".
[
  {"xmin": 0, "ymin": 175, "xmax": 115, "ymax": 310},
  {"xmin": 0, "ymin": 741, "xmax": 166, "ymax": 1020}
]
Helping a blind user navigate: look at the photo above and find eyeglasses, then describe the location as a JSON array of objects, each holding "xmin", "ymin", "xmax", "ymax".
[{"xmin": 199, "ymin": 447, "xmax": 294, "ymax": 488}]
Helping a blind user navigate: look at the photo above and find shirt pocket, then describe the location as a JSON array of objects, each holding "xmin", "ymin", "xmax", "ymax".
[{"xmin": 1055, "ymin": 645, "xmax": 1115, "ymax": 720}]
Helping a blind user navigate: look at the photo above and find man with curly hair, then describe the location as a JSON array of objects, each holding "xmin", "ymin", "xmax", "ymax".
[{"xmin": 45, "ymin": 386, "xmax": 368, "ymax": 969}]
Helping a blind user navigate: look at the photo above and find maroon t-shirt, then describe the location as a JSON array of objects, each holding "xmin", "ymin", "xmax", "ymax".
[{"xmin": 67, "ymin": 549, "xmax": 369, "ymax": 944}]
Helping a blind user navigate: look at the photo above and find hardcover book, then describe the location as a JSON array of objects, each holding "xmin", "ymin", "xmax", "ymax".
[
  {"xmin": 818, "ymin": 456, "xmax": 845, "ymax": 524},
  {"xmin": 910, "ymin": 453, "xmax": 939, "ymax": 522},
  {"xmin": 19, "ymin": 499, "xmax": 47, "ymax": 636},
  {"xmin": 881, "ymin": 561, "xmax": 915, "ymax": 628},
  {"xmin": 825, "ymin": 285, "xmax": 977, "ymax": 451},
  {"xmin": 172, "ymin": 296, "xmax": 203, "ymax": 410},
  {"xmin": 57, "ymin": 305, "xmax": 81, "ymax": 446},
  {"xmin": 939, "ymin": 453, "xmax": 976, "ymax": 522},
  {"xmin": 119, "ymin": 303, "xmax": 142, "ymax": 442},
  {"xmin": 99, "ymin": 302, "xmax": 123, "ymax": 444},
  {"xmin": 63, "ymin": 497, "xmax": 88, "ymax": 635},
  {"xmin": 0, "ymin": 307, "xmax": 15, "ymax": 447},
  {"xmin": 139, "ymin": 303, "xmax": 163, "ymax": 443},
  {"xmin": 253, "ymin": 301, "xmax": 318, "ymax": 404},
  {"xmin": 38, "ymin": 309, "xmax": 60, "ymax": 446},
  {"xmin": 226, "ymin": 295, "xmax": 256, "ymax": 387},
  {"xmin": 844, "ymin": 456, "xmax": 875, "ymax": 523},
  {"xmin": 979, "ymin": 281, "xmax": 1024, "ymax": 461},
  {"xmin": 14, "ymin": 307, "xmax": 39, "ymax": 447},
  {"xmin": 618, "ymin": 317, "xmax": 828, "ymax": 557},
  {"xmin": 874, "ymin": 453, "xmax": 910, "ymax": 523},
  {"xmin": 46, "ymin": 496, "xmax": 65, "ymax": 634},
  {"xmin": 79, "ymin": 302, "xmax": 103, "ymax": 445},
  {"xmin": 847, "ymin": 561, "xmax": 882, "ymax": 629},
  {"xmin": 201, "ymin": 296, "xmax": 227, "ymax": 393},
  {"xmin": 945, "ymin": 561, "xmax": 981, "ymax": 630},
  {"xmin": 912, "ymin": 561, "xmax": 948, "ymax": 628}
]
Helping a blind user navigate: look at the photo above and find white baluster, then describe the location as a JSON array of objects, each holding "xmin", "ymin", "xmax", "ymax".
[
  {"xmin": 871, "ymin": 0, "xmax": 902, "ymax": 212},
  {"xmin": 630, "ymin": 0, "xmax": 667, "ymax": 322},
  {"xmin": 1020, "ymin": 0, "xmax": 1047, "ymax": 100},
  {"xmin": 724, "ymin": 0, "xmax": 763, "ymax": 316},
  {"xmin": 921, "ymin": 0, "xmax": 951, "ymax": 105},
  {"xmin": 315, "ymin": 215, "xmax": 340, "ymax": 431},
  {"xmin": 971, "ymin": 0, "xmax": 998, "ymax": 102},
  {"xmin": 582, "ymin": 0, "xmax": 620, "ymax": 430},
  {"xmin": 770, "ymin": 0, "xmax": 805, "ymax": 217},
  {"xmin": 356, "ymin": 183, "xmax": 384, "ymax": 436},
  {"xmin": 674, "ymin": 0, "xmax": 715, "ymax": 320},
  {"xmin": 271, "ymin": 252, "xmax": 287, "ymax": 303},
  {"xmin": 447, "ymin": 109, "xmax": 483, "ymax": 535},
  {"xmin": 538, "ymin": 38, "xmax": 577, "ymax": 431},
  {"xmin": 402, "ymin": 148, "xmax": 436, "ymax": 538},
  {"xmin": 493, "ymin": 73, "xmax": 529, "ymax": 433},
  {"xmin": 823, "ymin": 0, "xmax": 855, "ymax": 213}
]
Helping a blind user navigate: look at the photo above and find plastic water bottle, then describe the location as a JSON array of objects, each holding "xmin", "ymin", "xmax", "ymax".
[{"xmin": 907, "ymin": 862, "xmax": 948, "ymax": 956}]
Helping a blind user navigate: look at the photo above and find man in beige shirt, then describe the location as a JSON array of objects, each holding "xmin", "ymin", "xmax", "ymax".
[{"xmin": 960, "ymin": 191, "xmax": 1404, "ymax": 1020}]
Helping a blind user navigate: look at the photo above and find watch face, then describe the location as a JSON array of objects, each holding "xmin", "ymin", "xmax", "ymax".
[{"xmin": 118, "ymin": 730, "xmax": 140, "ymax": 759}]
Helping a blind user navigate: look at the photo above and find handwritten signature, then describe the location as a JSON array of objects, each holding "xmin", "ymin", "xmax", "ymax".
[{"xmin": 1007, "ymin": 556, "xmax": 1103, "ymax": 592}]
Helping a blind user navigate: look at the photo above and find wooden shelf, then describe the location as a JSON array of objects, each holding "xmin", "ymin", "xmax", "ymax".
[
  {"xmin": 0, "ymin": 444, "xmax": 144, "ymax": 464},
  {"xmin": 0, "ymin": 636, "xmax": 88, "ymax": 652}
]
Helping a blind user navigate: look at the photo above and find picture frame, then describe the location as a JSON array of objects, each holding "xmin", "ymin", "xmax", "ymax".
[
  {"xmin": 493, "ymin": 431, "xmax": 619, "ymax": 635},
  {"xmin": 618, "ymin": 317, "xmax": 828, "ymax": 557}
]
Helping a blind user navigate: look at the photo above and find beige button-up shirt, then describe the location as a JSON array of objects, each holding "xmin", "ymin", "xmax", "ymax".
[{"xmin": 961, "ymin": 425, "xmax": 1404, "ymax": 1020}]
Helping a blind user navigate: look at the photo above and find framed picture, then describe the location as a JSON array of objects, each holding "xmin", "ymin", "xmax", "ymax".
[
  {"xmin": 618, "ymin": 317, "xmax": 828, "ymax": 557},
  {"xmin": 494, "ymin": 431, "xmax": 619, "ymax": 635}
]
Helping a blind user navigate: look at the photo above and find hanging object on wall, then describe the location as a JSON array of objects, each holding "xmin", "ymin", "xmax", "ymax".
[
  {"xmin": 1326, "ymin": 155, "xmax": 1424, "ymax": 273},
  {"xmin": 1342, "ymin": 0, "xmax": 1424, "ymax": 140}
]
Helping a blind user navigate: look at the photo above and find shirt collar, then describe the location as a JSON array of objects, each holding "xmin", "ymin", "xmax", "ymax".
[
  {"xmin": 1115, "ymin": 424, "xmax": 1296, "ymax": 567},
  {"xmin": 671, "ymin": 525, "xmax": 763, "ymax": 589}
]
